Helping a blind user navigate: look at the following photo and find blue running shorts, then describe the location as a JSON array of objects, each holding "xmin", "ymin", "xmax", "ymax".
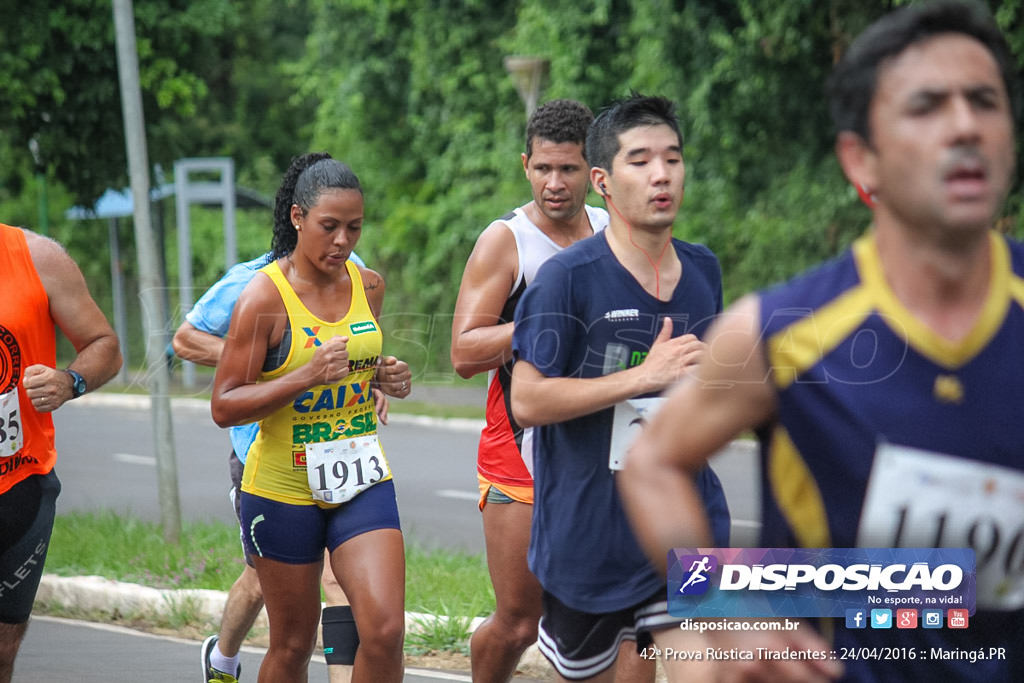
[{"xmin": 240, "ymin": 480, "xmax": 400, "ymax": 564}]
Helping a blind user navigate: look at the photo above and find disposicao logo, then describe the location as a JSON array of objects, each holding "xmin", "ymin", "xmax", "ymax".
[
  {"xmin": 677, "ymin": 555, "xmax": 718, "ymax": 596},
  {"xmin": 667, "ymin": 548, "xmax": 976, "ymax": 618}
]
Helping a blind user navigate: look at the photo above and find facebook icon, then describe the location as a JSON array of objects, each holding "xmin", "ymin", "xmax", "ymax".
[{"xmin": 845, "ymin": 609, "xmax": 867, "ymax": 629}]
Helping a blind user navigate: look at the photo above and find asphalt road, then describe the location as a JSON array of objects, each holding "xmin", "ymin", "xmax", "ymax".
[
  {"xmin": 16, "ymin": 616, "xmax": 490, "ymax": 683},
  {"xmin": 51, "ymin": 394, "xmax": 761, "ymax": 551},
  {"xmin": 22, "ymin": 393, "xmax": 759, "ymax": 682},
  {"xmin": 52, "ymin": 395, "xmax": 487, "ymax": 553}
]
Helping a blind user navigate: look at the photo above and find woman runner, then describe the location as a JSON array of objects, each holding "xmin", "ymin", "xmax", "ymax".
[{"xmin": 212, "ymin": 154, "xmax": 411, "ymax": 682}]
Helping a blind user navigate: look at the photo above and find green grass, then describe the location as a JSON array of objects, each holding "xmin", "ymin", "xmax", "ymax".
[
  {"xmin": 404, "ymin": 545, "xmax": 493, "ymax": 618},
  {"xmin": 46, "ymin": 511, "xmax": 494, "ymax": 620},
  {"xmin": 406, "ymin": 610, "xmax": 475, "ymax": 655},
  {"xmin": 48, "ymin": 511, "xmax": 245, "ymax": 591}
]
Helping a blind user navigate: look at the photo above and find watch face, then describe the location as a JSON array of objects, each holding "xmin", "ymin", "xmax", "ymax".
[{"xmin": 69, "ymin": 370, "xmax": 86, "ymax": 397}]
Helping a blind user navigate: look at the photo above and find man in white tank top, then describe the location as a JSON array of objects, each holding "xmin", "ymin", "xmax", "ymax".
[{"xmin": 453, "ymin": 100, "xmax": 652, "ymax": 682}]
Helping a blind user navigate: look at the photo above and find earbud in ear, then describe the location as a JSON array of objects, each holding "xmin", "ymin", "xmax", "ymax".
[
  {"xmin": 856, "ymin": 183, "xmax": 877, "ymax": 208},
  {"xmin": 599, "ymin": 182, "xmax": 608, "ymax": 196}
]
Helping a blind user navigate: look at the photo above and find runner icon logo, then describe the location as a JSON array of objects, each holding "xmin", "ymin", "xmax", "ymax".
[{"xmin": 677, "ymin": 554, "xmax": 718, "ymax": 596}]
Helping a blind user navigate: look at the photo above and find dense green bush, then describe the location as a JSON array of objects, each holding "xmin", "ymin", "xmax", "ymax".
[{"xmin": 5, "ymin": 0, "xmax": 1024, "ymax": 377}]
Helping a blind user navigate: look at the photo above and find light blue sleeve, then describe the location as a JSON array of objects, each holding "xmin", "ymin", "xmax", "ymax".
[
  {"xmin": 349, "ymin": 250, "xmax": 365, "ymax": 267},
  {"xmin": 183, "ymin": 253, "xmax": 270, "ymax": 336},
  {"xmin": 183, "ymin": 254, "xmax": 272, "ymax": 461},
  {"xmin": 229, "ymin": 423, "xmax": 260, "ymax": 465}
]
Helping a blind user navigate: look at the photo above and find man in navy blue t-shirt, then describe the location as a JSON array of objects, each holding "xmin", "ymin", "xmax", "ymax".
[
  {"xmin": 510, "ymin": 94, "xmax": 731, "ymax": 681},
  {"xmin": 621, "ymin": 4, "xmax": 1024, "ymax": 682}
]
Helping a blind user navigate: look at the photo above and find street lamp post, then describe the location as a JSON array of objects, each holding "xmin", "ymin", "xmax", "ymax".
[
  {"xmin": 28, "ymin": 138, "xmax": 49, "ymax": 237},
  {"xmin": 503, "ymin": 56, "xmax": 550, "ymax": 119}
]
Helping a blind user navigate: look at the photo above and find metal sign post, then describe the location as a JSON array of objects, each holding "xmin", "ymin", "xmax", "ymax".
[{"xmin": 173, "ymin": 157, "xmax": 237, "ymax": 388}]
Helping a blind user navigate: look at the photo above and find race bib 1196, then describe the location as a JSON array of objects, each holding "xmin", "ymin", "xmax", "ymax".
[{"xmin": 857, "ymin": 442, "xmax": 1024, "ymax": 610}]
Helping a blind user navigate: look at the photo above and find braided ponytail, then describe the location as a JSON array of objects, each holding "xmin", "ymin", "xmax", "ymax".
[{"xmin": 270, "ymin": 152, "xmax": 362, "ymax": 259}]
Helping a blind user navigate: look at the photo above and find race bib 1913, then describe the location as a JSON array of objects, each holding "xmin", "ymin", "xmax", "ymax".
[{"xmin": 305, "ymin": 434, "xmax": 390, "ymax": 504}]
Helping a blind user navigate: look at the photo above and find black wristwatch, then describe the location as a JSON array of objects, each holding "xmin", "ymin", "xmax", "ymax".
[{"xmin": 65, "ymin": 369, "xmax": 87, "ymax": 399}]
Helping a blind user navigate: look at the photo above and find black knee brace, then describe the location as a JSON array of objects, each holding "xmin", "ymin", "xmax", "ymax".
[{"xmin": 322, "ymin": 605, "xmax": 360, "ymax": 665}]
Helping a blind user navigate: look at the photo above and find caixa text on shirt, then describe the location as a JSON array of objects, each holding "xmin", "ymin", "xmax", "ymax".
[{"xmin": 293, "ymin": 377, "xmax": 374, "ymax": 413}]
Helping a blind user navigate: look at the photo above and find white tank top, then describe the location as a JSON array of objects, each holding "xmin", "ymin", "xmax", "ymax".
[
  {"xmin": 478, "ymin": 204, "xmax": 608, "ymax": 481},
  {"xmin": 504, "ymin": 204, "xmax": 609, "ymax": 292}
]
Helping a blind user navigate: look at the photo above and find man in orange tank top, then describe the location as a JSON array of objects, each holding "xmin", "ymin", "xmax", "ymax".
[{"xmin": 0, "ymin": 223, "xmax": 121, "ymax": 682}]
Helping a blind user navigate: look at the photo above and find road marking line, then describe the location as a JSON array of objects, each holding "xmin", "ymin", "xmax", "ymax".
[
  {"xmin": 436, "ymin": 489, "xmax": 479, "ymax": 502},
  {"xmin": 113, "ymin": 453, "xmax": 155, "ymax": 466},
  {"xmin": 732, "ymin": 519, "xmax": 761, "ymax": 529},
  {"xmin": 405, "ymin": 669, "xmax": 474, "ymax": 682}
]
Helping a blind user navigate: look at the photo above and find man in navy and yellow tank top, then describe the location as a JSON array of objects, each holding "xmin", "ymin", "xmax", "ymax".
[{"xmin": 622, "ymin": 2, "xmax": 1024, "ymax": 681}]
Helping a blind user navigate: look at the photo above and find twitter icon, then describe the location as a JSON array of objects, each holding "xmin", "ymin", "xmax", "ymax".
[{"xmin": 870, "ymin": 609, "xmax": 892, "ymax": 629}]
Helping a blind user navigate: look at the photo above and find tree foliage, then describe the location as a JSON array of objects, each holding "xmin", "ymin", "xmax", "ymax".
[
  {"xmin": 0, "ymin": 0, "xmax": 318, "ymax": 205},
  {"xmin": 4, "ymin": 0, "xmax": 1024, "ymax": 366},
  {"xmin": 0, "ymin": 0, "xmax": 239, "ymax": 204},
  {"xmin": 293, "ymin": 0, "xmax": 1024, "ymax": 312}
]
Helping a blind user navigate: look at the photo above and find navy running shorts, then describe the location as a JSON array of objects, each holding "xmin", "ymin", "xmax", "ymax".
[
  {"xmin": 537, "ymin": 588, "xmax": 681, "ymax": 680},
  {"xmin": 239, "ymin": 479, "xmax": 401, "ymax": 564},
  {"xmin": 0, "ymin": 470, "xmax": 60, "ymax": 623}
]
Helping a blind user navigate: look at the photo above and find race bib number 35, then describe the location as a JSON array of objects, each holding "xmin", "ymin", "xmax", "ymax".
[
  {"xmin": 857, "ymin": 442, "xmax": 1024, "ymax": 610},
  {"xmin": 0, "ymin": 390, "xmax": 23, "ymax": 457},
  {"xmin": 305, "ymin": 434, "xmax": 390, "ymax": 504}
]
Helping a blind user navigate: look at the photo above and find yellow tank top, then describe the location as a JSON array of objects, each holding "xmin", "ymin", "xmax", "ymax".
[{"xmin": 241, "ymin": 260, "xmax": 388, "ymax": 505}]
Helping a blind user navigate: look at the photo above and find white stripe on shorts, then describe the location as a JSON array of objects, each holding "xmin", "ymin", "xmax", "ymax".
[
  {"xmin": 537, "ymin": 622, "xmax": 635, "ymax": 680},
  {"xmin": 634, "ymin": 599, "xmax": 682, "ymax": 633}
]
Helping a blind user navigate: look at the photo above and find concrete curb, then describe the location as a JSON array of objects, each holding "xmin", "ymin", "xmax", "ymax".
[{"xmin": 36, "ymin": 574, "xmax": 547, "ymax": 669}]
